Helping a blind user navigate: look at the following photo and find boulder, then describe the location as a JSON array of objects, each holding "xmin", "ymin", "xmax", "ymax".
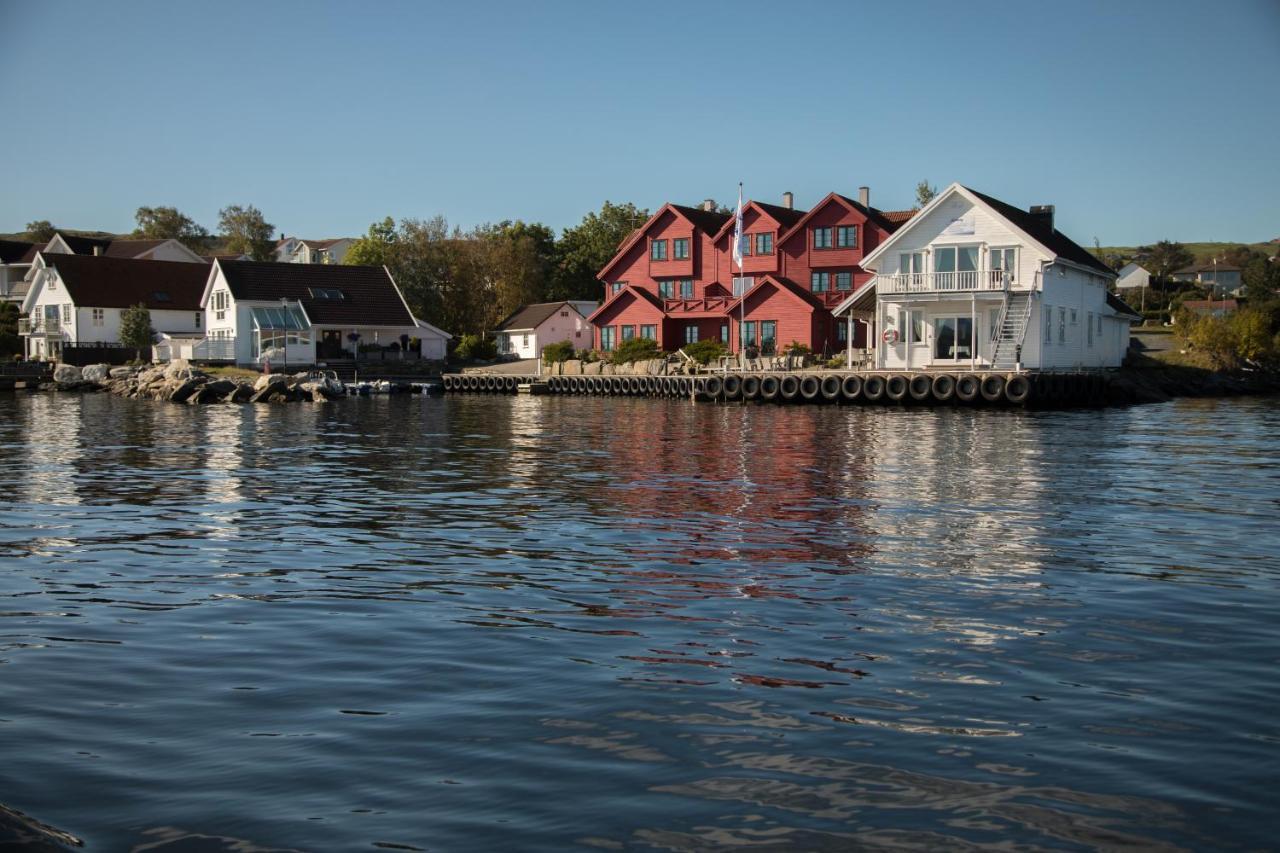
[
  {"xmin": 169, "ymin": 378, "xmax": 204, "ymax": 403},
  {"xmin": 227, "ymin": 383, "xmax": 255, "ymax": 403},
  {"xmin": 189, "ymin": 379, "xmax": 237, "ymax": 404},
  {"xmin": 253, "ymin": 374, "xmax": 273, "ymax": 391},
  {"xmin": 81, "ymin": 364, "xmax": 111, "ymax": 383},
  {"xmin": 164, "ymin": 359, "xmax": 193, "ymax": 381},
  {"xmin": 54, "ymin": 364, "xmax": 82, "ymax": 384},
  {"xmin": 109, "ymin": 367, "xmax": 136, "ymax": 380},
  {"xmin": 583, "ymin": 361, "xmax": 602, "ymax": 375},
  {"xmin": 250, "ymin": 379, "xmax": 290, "ymax": 403},
  {"xmin": 562, "ymin": 359, "xmax": 582, "ymax": 375}
]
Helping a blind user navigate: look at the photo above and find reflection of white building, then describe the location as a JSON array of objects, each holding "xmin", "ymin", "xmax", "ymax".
[
  {"xmin": 191, "ymin": 260, "xmax": 450, "ymax": 366},
  {"xmin": 495, "ymin": 301, "xmax": 597, "ymax": 359},
  {"xmin": 835, "ymin": 184, "xmax": 1139, "ymax": 371},
  {"xmin": 20, "ymin": 253, "xmax": 209, "ymax": 361}
]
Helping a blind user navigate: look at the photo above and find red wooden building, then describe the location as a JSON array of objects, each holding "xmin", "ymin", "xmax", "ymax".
[{"xmin": 588, "ymin": 188, "xmax": 913, "ymax": 356}]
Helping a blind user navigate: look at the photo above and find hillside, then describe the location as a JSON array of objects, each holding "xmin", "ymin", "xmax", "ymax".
[{"xmin": 1097, "ymin": 241, "xmax": 1277, "ymax": 265}]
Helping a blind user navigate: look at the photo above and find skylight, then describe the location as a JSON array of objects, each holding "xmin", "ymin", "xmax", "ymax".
[
  {"xmin": 151, "ymin": 291, "xmax": 171, "ymax": 302},
  {"xmin": 308, "ymin": 287, "xmax": 345, "ymax": 300}
]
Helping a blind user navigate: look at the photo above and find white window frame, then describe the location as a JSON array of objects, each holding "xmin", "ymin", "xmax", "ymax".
[
  {"xmin": 1045, "ymin": 304, "xmax": 1053, "ymax": 344},
  {"xmin": 92, "ymin": 308, "xmax": 104, "ymax": 327}
]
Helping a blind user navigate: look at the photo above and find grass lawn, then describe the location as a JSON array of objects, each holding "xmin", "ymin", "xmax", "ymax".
[{"xmin": 204, "ymin": 366, "xmax": 260, "ymax": 381}]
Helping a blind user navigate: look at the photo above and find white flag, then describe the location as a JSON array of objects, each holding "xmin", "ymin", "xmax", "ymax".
[{"xmin": 732, "ymin": 183, "xmax": 745, "ymax": 271}]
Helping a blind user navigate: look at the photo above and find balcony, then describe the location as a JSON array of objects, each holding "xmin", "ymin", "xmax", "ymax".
[
  {"xmin": 663, "ymin": 297, "xmax": 732, "ymax": 316},
  {"xmin": 19, "ymin": 317, "xmax": 61, "ymax": 335},
  {"xmin": 878, "ymin": 270, "xmax": 1015, "ymax": 294}
]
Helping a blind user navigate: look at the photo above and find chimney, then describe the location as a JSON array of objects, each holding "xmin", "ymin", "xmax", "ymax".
[
  {"xmin": 858, "ymin": 186, "xmax": 870, "ymax": 208},
  {"xmin": 782, "ymin": 191, "xmax": 793, "ymax": 210},
  {"xmin": 1029, "ymin": 204, "xmax": 1055, "ymax": 231},
  {"xmin": 702, "ymin": 198, "xmax": 715, "ymax": 212}
]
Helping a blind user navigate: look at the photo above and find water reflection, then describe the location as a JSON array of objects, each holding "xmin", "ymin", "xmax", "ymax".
[{"xmin": 0, "ymin": 393, "xmax": 1276, "ymax": 851}]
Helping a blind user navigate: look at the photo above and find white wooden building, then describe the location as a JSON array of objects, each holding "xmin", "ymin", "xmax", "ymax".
[
  {"xmin": 1116, "ymin": 263, "xmax": 1150, "ymax": 291},
  {"xmin": 19, "ymin": 253, "xmax": 209, "ymax": 360},
  {"xmin": 192, "ymin": 260, "xmax": 450, "ymax": 366},
  {"xmin": 833, "ymin": 183, "xmax": 1138, "ymax": 371},
  {"xmin": 273, "ymin": 237, "xmax": 355, "ymax": 265},
  {"xmin": 0, "ymin": 240, "xmax": 38, "ymax": 304},
  {"xmin": 495, "ymin": 301, "xmax": 597, "ymax": 359}
]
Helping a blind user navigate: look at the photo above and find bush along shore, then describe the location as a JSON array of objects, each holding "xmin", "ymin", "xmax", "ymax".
[{"xmin": 49, "ymin": 362, "xmax": 346, "ymax": 404}]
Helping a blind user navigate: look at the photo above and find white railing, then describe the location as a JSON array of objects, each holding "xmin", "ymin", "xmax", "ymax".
[
  {"xmin": 19, "ymin": 317, "xmax": 60, "ymax": 335},
  {"xmin": 878, "ymin": 270, "xmax": 1014, "ymax": 293},
  {"xmin": 193, "ymin": 338, "xmax": 236, "ymax": 360}
]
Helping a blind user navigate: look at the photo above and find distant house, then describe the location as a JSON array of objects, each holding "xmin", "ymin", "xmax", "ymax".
[
  {"xmin": 0, "ymin": 240, "xmax": 39, "ymax": 304},
  {"xmin": 1179, "ymin": 299, "xmax": 1238, "ymax": 320},
  {"xmin": 1171, "ymin": 262, "xmax": 1242, "ymax": 293},
  {"xmin": 1115, "ymin": 263, "xmax": 1151, "ymax": 291},
  {"xmin": 273, "ymin": 237, "xmax": 355, "ymax": 265},
  {"xmin": 19, "ymin": 253, "xmax": 209, "ymax": 361},
  {"xmin": 41, "ymin": 232, "xmax": 207, "ymax": 263},
  {"xmin": 195, "ymin": 260, "xmax": 450, "ymax": 366},
  {"xmin": 495, "ymin": 301, "xmax": 597, "ymax": 359}
]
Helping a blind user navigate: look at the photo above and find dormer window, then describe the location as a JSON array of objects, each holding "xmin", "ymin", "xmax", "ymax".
[
  {"xmin": 673, "ymin": 238, "xmax": 689, "ymax": 260},
  {"xmin": 836, "ymin": 225, "xmax": 858, "ymax": 248},
  {"xmin": 651, "ymin": 240, "xmax": 668, "ymax": 261},
  {"xmin": 754, "ymin": 233, "xmax": 773, "ymax": 255}
]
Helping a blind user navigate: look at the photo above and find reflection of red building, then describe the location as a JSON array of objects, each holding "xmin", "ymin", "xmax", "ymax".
[{"xmin": 589, "ymin": 189, "xmax": 914, "ymax": 357}]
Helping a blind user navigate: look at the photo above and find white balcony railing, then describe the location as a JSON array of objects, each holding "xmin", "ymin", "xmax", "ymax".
[
  {"xmin": 193, "ymin": 338, "xmax": 236, "ymax": 361},
  {"xmin": 19, "ymin": 317, "xmax": 61, "ymax": 335},
  {"xmin": 878, "ymin": 270, "xmax": 1015, "ymax": 294}
]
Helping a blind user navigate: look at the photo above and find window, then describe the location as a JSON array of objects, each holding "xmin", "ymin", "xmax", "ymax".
[
  {"xmin": 622, "ymin": 325, "xmax": 635, "ymax": 342},
  {"xmin": 92, "ymin": 308, "xmax": 104, "ymax": 326},
  {"xmin": 651, "ymin": 239, "xmax": 667, "ymax": 261},
  {"xmin": 522, "ymin": 334, "xmax": 530, "ymax": 347},
  {"xmin": 910, "ymin": 310, "xmax": 925, "ymax": 345},
  {"xmin": 990, "ymin": 247, "xmax": 1017, "ymax": 282},
  {"xmin": 732, "ymin": 276, "xmax": 754, "ymax": 296},
  {"xmin": 658, "ymin": 280, "xmax": 674, "ymax": 299},
  {"xmin": 836, "ymin": 321, "xmax": 847, "ymax": 343},
  {"xmin": 213, "ymin": 290, "xmax": 228, "ymax": 321},
  {"xmin": 195, "ymin": 312, "xmax": 202, "ymax": 329},
  {"xmin": 308, "ymin": 287, "xmax": 344, "ymax": 300},
  {"xmin": 560, "ymin": 311, "xmax": 569, "ymax": 318},
  {"xmin": 672, "ymin": 238, "xmax": 689, "ymax": 260},
  {"xmin": 836, "ymin": 272, "xmax": 852, "ymax": 291},
  {"xmin": 813, "ymin": 227, "xmax": 833, "ymax": 249},
  {"xmin": 1087, "ymin": 312, "xmax": 1094, "ymax": 347},
  {"xmin": 933, "ymin": 317, "xmax": 974, "ymax": 360},
  {"xmin": 900, "ymin": 251, "xmax": 925, "ymax": 280},
  {"xmin": 640, "ymin": 324, "xmax": 656, "ymax": 340},
  {"xmin": 1059, "ymin": 307, "xmax": 1067, "ymax": 343},
  {"xmin": 600, "ymin": 326, "xmax": 617, "ymax": 351},
  {"xmin": 48, "ymin": 275, "xmax": 57, "ymax": 291},
  {"xmin": 811, "ymin": 271, "xmax": 830, "ymax": 292},
  {"xmin": 989, "ymin": 307, "xmax": 1001, "ymax": 342},
  {"xmin": 612, "ymin": 282, "xmax": 624, "ymax": 294},
  {"xmin": 1097, "ymin": 313, "xmax": 1103, "ymax": 335},
  {"xmin": 679, "ymin": 279, "xmax": 694, "ymax": 299},
  {"xmin": 743, "ymin": 320, "xmax": 777, "ymax": 353},
  {"xmin": 684, "ymin": 324, "xmax": 698, "ymax": 344},
  {"xmin": 720, "ymin": 323, "xmax": 729, "ymax": 344},
  {"xmin": 62, "ymin": 304, "xmax": 71, "ymax": 323},
  {"xmin": 836, "ymin": 225, "xmax": 858, "ymax": 248},
  {"xmin": 1069, "ymin": 308, "xmax": 1078, "ymax": 325},
  {"xmin": 754, "ymin": 233, "xmax": 773, "ymax": 255},
  {"xmin": 1045, "ymin": 305, "xmax": 1053, "ymax": 343}
]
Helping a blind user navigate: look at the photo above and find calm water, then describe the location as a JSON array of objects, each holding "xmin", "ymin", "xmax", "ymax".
[{"xmin": 1, "ymin": 392, "xmax": 1278, "ymax": 852}]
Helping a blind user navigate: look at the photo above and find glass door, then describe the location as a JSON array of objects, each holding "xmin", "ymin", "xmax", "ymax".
[
  {"xmin": 933, "ymin": 248, "xmax": 955, "ymax": 290},
  {"xmin": 933, "ymin": 316, "xmax": 973, "ymax": 361}
]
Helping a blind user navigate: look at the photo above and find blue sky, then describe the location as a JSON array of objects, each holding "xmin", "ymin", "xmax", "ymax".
[{"xmin": 2, "ymin": 0, "xmax": 1277, "ymax": 246}]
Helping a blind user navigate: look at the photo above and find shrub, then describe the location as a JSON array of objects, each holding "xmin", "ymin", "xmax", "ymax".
[
  {"xmin": 453, "ymin": 333, "xmax": 497, "ymax": 361},
  {"xmin": 825, "ymin": 353, "xmax": 846, "ymax": 369},
  {"xmin": 575, "ymin": 348, "xmax": 599, "ymax": 363},
  {"xmin": 542, "ymin": 340, "xmax": 575, "ymax": 364},
  {"xmin": 784, "ymin": 340, "xmax": 811, "ymax": 356},
  {"xmin": 610, "ymin": 337, "xmax": 662, "ymax": 364},
  {"xmin": 358, "ymin": 342, "xmax": 382, "ymax": 353},
  {"xmin": 681, "ymin": 338, "xmax": 726, "ymax": 365}
]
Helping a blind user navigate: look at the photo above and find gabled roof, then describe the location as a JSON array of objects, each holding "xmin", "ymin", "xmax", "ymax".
[
  {"xmin": 215, "ymin": 260, "xmax": 416, "ymax": 327},
  {"xmin": 295, "ymin": 238, "xmax": 352, "ymax": 251},
  {"xmin": 0, "ymin": 240, "xmax": 36, "ymax": 264},
  {"xmin": 598, "ymin": 204, "xmax": 731, "ymax": 281},
  {"xmin": 586, "ymin": 285, "xmax": 665, "ymax": 323},
  {"xmin": 102, "ymin": 239, "xmax": 171, "ymax": 259},
  {"xmin": 1173, "ymin": 262, "xmax": 1242, "ymax": 274},
  {"xmin": 1180, "ymin": 298, "xmax": 1238, "ymax": 312},
  {"xmin": 712, "ymin": 200, "xmax": 807, "ymax": 241},
  {"xmin": 724, "ymin": 275, "xmax": 827, "ymax": 314},
  {"xmin": 34, "ymin": 253, "xmax": 210, "ymax": 311},
  {"xmin": 497, "ymin": 301, "xmax": 584, "ymax": 331},
  {"xmin": 877, "ymin": 209, "xmax": 917, "ymax": 229},
  {"xmin": 776, "ymin": 192, "xmax": 902, "ymax": 246},
  {"xmin": 1106, "ymin": 292, "xmax": 1142, "ymax": 320},
  {"xmin": 44, "ymin": 233, "xmax": 203, "ymax": 261},
  {"xmin": 54, "ymin": 233, "xmax": 113, "ymax": 255},
  {"xmin": 964, "ymin": 187, "xmax": 1114, "ymax": 276}
]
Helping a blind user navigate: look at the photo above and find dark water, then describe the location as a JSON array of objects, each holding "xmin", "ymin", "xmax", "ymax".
[{"xmin": 1, "ymin": 392, "xmax": 1277, "ymax": 852}]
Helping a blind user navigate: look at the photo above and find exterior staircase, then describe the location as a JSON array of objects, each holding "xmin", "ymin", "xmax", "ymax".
[{"xmin": 991, "ymin": 291, "xmax": 1034, "ymax": 369}]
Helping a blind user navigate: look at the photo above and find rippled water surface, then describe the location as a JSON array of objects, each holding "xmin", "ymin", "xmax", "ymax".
[{"xmin": 1, "ymin": 392, "xmax": 1278, "ymax": 851}]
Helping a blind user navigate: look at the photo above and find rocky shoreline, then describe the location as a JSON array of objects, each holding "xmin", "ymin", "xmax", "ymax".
[{"xmin": 50, "ymin": 361, "xmax": 347, "ymax": 404}]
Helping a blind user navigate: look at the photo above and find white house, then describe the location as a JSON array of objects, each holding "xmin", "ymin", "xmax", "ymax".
[
  {"xmin": 1171, "ymin": 262, "xmax": 1242, "ymax": 295},
  {"xmin": 495, "ymin": 300, "xmax": 597, "ymax": 359},
  {"xmin": 193, "ymin": 260, "xmax": 450, "ymax": 366},
  {"xmin": 41, "ymin": 232, "xmax": 207, "ymax": 263},
  {"xmin": 833, "ymin": 183, "xmax": 1139, "ymax": 372},
  {"xmin": 1116, "ymin": 263, "xmax": 1150, "ymax": 291},
  {"xmin": 19, "ymin": 253, "xmax": 209, "ymax": 361},
  {"xmin": 273, "ymin": 237, "xmax": 355, "ymax": 265},
  {"xmin": 0, "ymin": 240, "xmax": 38, "ymax": 304}
]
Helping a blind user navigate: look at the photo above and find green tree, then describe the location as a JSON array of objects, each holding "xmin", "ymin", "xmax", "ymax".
[
  {"xmin": 553, "ymin": 201, "xmax": 649, "ymax": 302},
  {"xmin": 915, "ymin": 180, "xmax": 938, "ymax": 207},
  {"xmin": 133, "ymin": 206, "xmax": 210, "ymax": 252},
  {"xmin": 1136, "ymin": 240, "xmax": 1194, "ymax": 281},
  {"xmin": 0, "ymin": 302, "xmax": 20, "ymax": 360},
  {"xmin": 473, "ymin": 220, "xmax": 557, "ymax": 329},
  {"xmin": 23, "ymin": 220, "xmax": 56, "ymax": 243},
  {"xmin": 218, "ymin": 204, "xmax": 275, "ymax": 260},
  {"xmin": 119, "ymin": 303, "xmax": 156, "ymax": 350},
  {"xmin": 1242, "ymin": 257, "xmax": 1280, "ymax": 303},
  {"xmin": 344, "ymin": 216, "xmax": 400, "ymax": 267}
]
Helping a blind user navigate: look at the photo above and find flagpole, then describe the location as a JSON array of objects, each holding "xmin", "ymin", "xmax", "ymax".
[{"xmin": 736, "ymin": 182, "xmax": 744, "ymax": 367}]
